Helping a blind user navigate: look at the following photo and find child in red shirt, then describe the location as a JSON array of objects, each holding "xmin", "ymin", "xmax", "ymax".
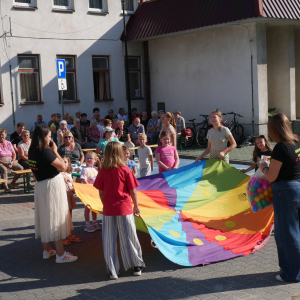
[{"xmin": 93, "ymin": 141, "xmax": 145, "ymax": 280}]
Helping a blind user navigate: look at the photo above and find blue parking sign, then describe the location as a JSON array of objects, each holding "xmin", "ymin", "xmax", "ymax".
[{"xmin": 56, "ymin": 59, "xmax": 66, "ymax": 79}]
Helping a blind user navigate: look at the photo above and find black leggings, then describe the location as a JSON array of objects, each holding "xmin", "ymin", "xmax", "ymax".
[{"xmin": 18, "ymin": 159, "xmax": 29, "ymax": 169}]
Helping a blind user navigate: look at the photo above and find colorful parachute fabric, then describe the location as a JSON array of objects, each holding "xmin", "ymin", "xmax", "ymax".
[{"xmin": 73, "ymin": 159, "xmax": 274, "ymax": 267}]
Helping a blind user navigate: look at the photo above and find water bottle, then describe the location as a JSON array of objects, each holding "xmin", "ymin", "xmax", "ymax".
[{"xmin": 7, "ymin": 158, "xmax": 12, "ymax": 174}]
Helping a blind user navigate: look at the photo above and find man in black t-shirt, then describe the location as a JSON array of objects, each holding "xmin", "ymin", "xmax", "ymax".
[
  {"xmin": 10, "ymin": 122, "xmax": 25, "ymax": 153},
  {"xmin": 105, "ymin": 109, "xmax": 114, "ymax": 121}
]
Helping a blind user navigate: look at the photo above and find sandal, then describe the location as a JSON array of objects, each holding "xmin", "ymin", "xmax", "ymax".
[
  {"xmin": 4, "ymin": 188, "xmax": 11, "ymax": 193},
  {"xmin": 68, "ymin": 235, "xmax": 82, "ymax": 243},
  {"xmin": 63, "ymin": 239, "xmax": 72, "ymax": 245},
  {"xmin": 8, "ymin": 184, "xmax": 19, "ymax": 190}
]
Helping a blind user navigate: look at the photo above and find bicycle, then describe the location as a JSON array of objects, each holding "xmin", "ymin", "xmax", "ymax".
[
  {"xmin": 186, "ymin": 115, "xmax": 212, "ymax": 147},
  {"xmin": 223, "ymin": 112, "xmax": 245, "ymax": 146}
]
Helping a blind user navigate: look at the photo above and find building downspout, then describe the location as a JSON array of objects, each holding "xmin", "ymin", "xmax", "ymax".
[{"xmin": 143, "ymin": 41, "xmax": 151, "ymax": 114}]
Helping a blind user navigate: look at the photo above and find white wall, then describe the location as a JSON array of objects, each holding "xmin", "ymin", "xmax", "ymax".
[
  {"xmin": 148, "ymin": 23, "xmax": 265, "ymax": 135},
  {"xmin": 0, "ymin": 0, "xmax": 145, "ymax": 133}
]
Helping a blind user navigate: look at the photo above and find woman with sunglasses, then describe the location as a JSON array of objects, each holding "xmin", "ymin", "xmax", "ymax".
[
  {"xmin": 111, "ymin": 115, "xmax": 119, "ymax": 130},
  {"xmin": 58, "ymin": 131, "xmax": 84, "ymax": 165}
]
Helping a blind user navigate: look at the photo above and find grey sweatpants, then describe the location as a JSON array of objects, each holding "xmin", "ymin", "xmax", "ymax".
[{"xmin": 102, "ymin": 214, "xmax": 145, "ymax": 277}]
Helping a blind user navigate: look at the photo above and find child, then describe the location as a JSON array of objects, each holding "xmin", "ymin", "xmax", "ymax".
[
  {"xmin": 137, "ymin": 133, "xmax": 154, "ymax": 177},
  {"xmin": 123, "ymin": 145, "xmax": 138, "ymax": 177},
  {"xmin": 61, "ymin": 156, "xmax": 82, "ymax": 245},
  {"xmin": 80, "ymin": 152, "xmax": 102, "ymax": 233},
  {"xmin": 155, "ymin": 131, "xmax": 179, "ymax": 173},
  {"xmin": 241, "ymin": 135, "xmax": 272, "ymax": 173},
  {"xmin": 93, "ymin": 142, "xmax": 145, "ymax": 280},
  {"xmin": 195, "ymin": 110, "xmax": 236, "ymax": 163}
]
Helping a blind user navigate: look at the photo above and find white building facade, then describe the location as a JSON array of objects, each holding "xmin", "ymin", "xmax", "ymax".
[{"xmin": 0, "ymin": 0, "xmax": 146, "ymax": 133}]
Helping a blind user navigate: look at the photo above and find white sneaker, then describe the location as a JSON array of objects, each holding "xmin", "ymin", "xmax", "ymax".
[
  {"xmin": 43, "ymin": 249, "xmax": 56, "ymax": 259},
  {"xmin": 133, "ymin": 266, "xmax": 142, "ymax": 276},
  {"xmin": 55, "ymin": 251, "xmax": 78, "ymax": 263},
  {"xmin": 275, "ymin": 275, "xmax": 284, "ymax": 282}
]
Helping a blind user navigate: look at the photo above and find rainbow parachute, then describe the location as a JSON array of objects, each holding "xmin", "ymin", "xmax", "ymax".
[{"xmin": 73, "ymin": 160, "xmax": 274, "ymax": 266}]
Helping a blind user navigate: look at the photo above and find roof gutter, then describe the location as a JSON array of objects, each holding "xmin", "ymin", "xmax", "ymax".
[{"xmin": 255, "ymin": 0, "xmax": 264, "ymax": 17}]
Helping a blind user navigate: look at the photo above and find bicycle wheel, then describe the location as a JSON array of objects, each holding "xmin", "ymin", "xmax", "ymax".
[
  {"xmin": 196, "ymin": 128, "xmax": 208, "ymax": 147},
  {"xmin": 185, "ymin": 127, "xmax": 195, "ymax": 147},
  {"xmin": 232, "ymin": 124, "xmax": 244, "ymax": 145}
]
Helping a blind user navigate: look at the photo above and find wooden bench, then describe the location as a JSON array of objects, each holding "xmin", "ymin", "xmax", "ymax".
[
  {"xmin": 178, "ymin": 136, "xmax": 192, "ymax": 151},
  {"xmin": 0, "ymin": 179, "xmax": 7, "ymax": 190},
  {"xmin": 11, "ymin": 169, "xmax": 32, "ymax": 194}
]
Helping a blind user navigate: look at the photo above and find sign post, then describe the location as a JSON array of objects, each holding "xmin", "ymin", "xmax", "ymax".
[{"xmin": 56, "ymin": 59, "xmax": 67, "ymax": 117}]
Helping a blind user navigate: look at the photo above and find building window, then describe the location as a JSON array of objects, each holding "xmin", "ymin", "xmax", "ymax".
[
  {"xmin": 92, "ymin": 56, "xmax": 111, "ymax": 101},
  {"xmin": 122, "ymin": 0, "xmax": 137, "ymax": 14},
  {"xmin": 53, "ymin": 0, "xmax": 73, "ymax": 10},
  {"xmin": 14, "ymin": 0, "xmax": 35, "ymax": 7},
  {"xmin": 18, "ymin": 55, "xmax": 41, "ymax": 102},
  {"xmin": 125, "ymin": 57, "xmax": 141, "ymax": 98},
  {"xmin": 57, "ymin": 56, "xmax": 77, "ymax": 101},
  {"xmin": 89, "ymin": 0, "xmax": 106, "ymax": 12}
]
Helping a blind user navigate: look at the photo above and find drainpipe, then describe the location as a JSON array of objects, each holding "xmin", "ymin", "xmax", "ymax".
[
  {"xmin": 9, "ymin": 62, "xmax": 15, "ymax": 130},
  {"xmin": 251, "ymin": 55, "xmax": 254, "ymax": 135},
  {"xmin": 143, "ymin": 41, "xmax": 151, "ymax": 114}
]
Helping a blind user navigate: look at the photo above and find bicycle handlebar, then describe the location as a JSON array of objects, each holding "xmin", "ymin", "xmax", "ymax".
[
  {"xmin": 225, "ymin": 112, "xmax": 243, "ymax": 118},
  {"xmin": 199, "ymin": 114, "xmax": 210, "ymax": 118}
]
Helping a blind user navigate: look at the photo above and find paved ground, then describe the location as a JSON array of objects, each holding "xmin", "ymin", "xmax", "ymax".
[{"xmin": 1, "ymin": 146, "xmax": 300, "ymax": 300}]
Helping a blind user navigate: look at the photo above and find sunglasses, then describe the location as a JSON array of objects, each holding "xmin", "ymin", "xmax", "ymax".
[{"xmin": 65, "ymin": 136, "xmax": 72, "ymax": 139}]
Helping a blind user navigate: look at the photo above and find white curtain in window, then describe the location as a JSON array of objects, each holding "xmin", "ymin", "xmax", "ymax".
[
  {"xmin": 19, "ymin": 57, "xmax": 37, "ymax": 69},
  {"xmin": 20, "ymin": 73, "xmax": 39, "ymax": 102},
  {"xmin": 89, "ymin": 0, "xmax": 102, "ymax": 9}
]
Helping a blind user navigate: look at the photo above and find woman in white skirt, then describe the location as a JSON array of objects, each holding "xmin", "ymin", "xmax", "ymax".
[
  {"xmin": 28, "ymin": 125, "xmax": 78, "ymax": 263},
  {"xmin": 195, "ymin": 110, "xmax": 237, "ymax": 163}
]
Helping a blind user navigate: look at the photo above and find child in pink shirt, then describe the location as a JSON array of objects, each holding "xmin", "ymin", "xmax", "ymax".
[{"xmin": 155, "ymin": 131, "xmax": 179, "ymax": 173}]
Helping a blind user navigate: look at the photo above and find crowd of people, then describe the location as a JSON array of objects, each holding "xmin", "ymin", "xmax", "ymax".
[{"xmin": 1, "ymin": 106, "xmax": 300, "ymax": 283}]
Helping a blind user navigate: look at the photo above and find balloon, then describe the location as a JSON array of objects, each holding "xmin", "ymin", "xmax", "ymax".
[
  {"xmin": 265, "ymin": 195, "xmax": 271, "ymax": 202},
  {"xmin": 252, "ymin": 206, "xmax": 258, "ymax": 212},
  {"xmin": 267, "ymin": 186, "xmax": 272, "ymax": 192},
  {"xmin": 270, "ymin": 192, "xmax": 273, "ymax": 198},
  {"xmin": 263, "ymin": 190, "xmax": 269, "ymax": 196},
  {"xmin": 259, "ymin": 193, "xmax": 264, "ymax": 199},
  {"xmin": 250, "ymin": 187, "xmax": 256, "ymax": 192},
  {"xmin": 254, "ymin": 182, "xmax": 261, "ymax": 189},
  {"xmin": 257, "ymin": 202, "xmax": 262, "ymax": 208},
  {"xmin": 258, "ymin": 178, "xmax": 265, "ymax": 185},
  {"xmin": 248, "ymin": 192, "xmax": 253, "ymax": 197},
  {"xmin": 253, "ymin": 191, "xmax": 259, "ymax": 197},
  {"xmin": 254, "ymin": 196, "xmax": 260, "ymax": 203},
  {"xmin": 262, "ymin": 184, "xmax": 268, "ymax": 190},
  {"xmin": 257, "ymin": 187, "xmax": 263, "ymax": 194},
  {"xmin": 250, "ymin": 196, "xmax": 255, "ymax": 201},
  {"xmin": 261, "ymin": 199, "xmax": 268, "ymax": 207},
  {"xmin": 251, "ymin": 201, "xmax": 256, "ymax": 207}
]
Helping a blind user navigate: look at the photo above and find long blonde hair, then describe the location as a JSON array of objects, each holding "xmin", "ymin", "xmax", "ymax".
[
  {"xmin": 211, "ymin": 110, "xmax": 223, "ymax": 133},
  {"xmin": 86, "ymin": 151, "xmax": 101, "ymax": 169},
  {"xmin": 102, "ymin": 142, "xmax": 125, "ymax": 169},
  {"xmin": 164, "ymin": 112, "xmax": 177, "ymax": 131}
]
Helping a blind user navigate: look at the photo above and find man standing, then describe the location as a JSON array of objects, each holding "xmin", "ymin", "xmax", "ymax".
[
  {"xmin": 48, "ymin": 113, "xmax": 56, "ymax": 127},
  {"xmin": 71, "ymin": 118, "xmax": 94, "ymax": 149},
  {"xmin": 90, "ymin": 107, "xmax": 101, "ymax": 124},
  {"xmin": 128, "ymin": 118, "xmax": 145, "ymax": 145},
  {"xmin": 50, "ymin": 113, "xmax": 61, "ymax": 144},
  {"xmin": 117, "ymin": 108, "xmax": 128, "ymax": 124},
  {"xmin": 80, "ymin": 113, "xmax": 90, "ymax": 131},
  {"xmin": 105, "ymin": 109, "xmax": 114, "ymax": 121},
  {"xmin": 33, "ymin": 114, "xmax": 46, "ymax": 130},
  {"xmin": 10, "ymin": 122, "xmax": 25, "ymax": 153},
  {"xmin": 173, "ymin": 110, "xmax": 186, "ymax": 133}
]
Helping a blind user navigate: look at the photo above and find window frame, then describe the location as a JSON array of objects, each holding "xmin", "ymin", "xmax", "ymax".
[
  {"xmin": 53, "ymin": 0, "xmax": 73, "ymax": 10},
  {"xmin": 88, "ymin": 0, "xmax": 107, "ymax": 13},
  {"xmin": 122, "ymin": 0, "xmax": 138, "ymax": 15},
  {"xmin": 56, "ymin": 55, "xmax": 78, "ymax": 102},
  {"xmin": 18, "ymin": 54, "xmax": 42, "ymax": 103},
  {"xmin": 92, "ymin": 55, "xmax": 112, "ymax": 102},
  {"xmin": 125, "ymin": 56, "xmax": 142, "ymax": 99},
  {"xmin": 13, "ymin": 0, "xmax": 35, "ymax": 7}
]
